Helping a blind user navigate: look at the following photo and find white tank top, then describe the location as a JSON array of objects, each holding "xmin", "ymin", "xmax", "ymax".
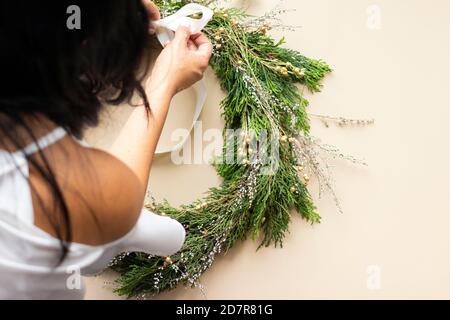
[{"xmin": 0, "ymin": 127, "xmax": 185, "ymax": 300}]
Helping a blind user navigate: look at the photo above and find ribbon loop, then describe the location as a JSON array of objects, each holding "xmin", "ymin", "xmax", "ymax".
[{"xmin": 154, "ymin": 3, "xmax": 213, "ymax": 45}]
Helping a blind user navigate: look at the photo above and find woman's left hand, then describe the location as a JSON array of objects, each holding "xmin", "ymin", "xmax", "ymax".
[{"xmin": 142, "ymin": 0, "xmax": 161, "ymax": 33}]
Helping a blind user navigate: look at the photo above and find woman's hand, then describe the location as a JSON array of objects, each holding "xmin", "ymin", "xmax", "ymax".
[
  {"xmin": 141, "ymin": 0, "xmax": 212, "ymax": 97},
  {"xmin": 147, "ymin": 26, "xmax": 213, "ymax": 97}
]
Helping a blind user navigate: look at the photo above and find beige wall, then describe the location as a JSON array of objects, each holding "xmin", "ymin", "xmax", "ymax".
[{"xmin": 83, "ymin": 0, "xmax": 450, "ymax": 299}]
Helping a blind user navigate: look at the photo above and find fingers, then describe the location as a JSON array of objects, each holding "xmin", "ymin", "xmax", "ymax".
[
  {"xmin": 142, "ymin": 0, "xmax": 160, "ymax": 35},
  {"xmin": 191, "ymin": 33, "xmax": 213, "ymax": 58},
  {"xmin": 187, "ymin": 39, "xmax": 197, "ymax": 51},
  {"xmin": 174, "ymin": 26, "xmax": 191, "ymax": 44},
  {"xmin": 142, "ymin": 0, "xmax": 160, "ymax": 21},
  {"xmin": 190, "ymin": 33, "xmax": 209, "ymax": 46}
]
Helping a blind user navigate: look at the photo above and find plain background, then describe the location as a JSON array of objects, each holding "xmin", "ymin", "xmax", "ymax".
[{"xmin": 83, "ymin": 0, "xmax": 450, "ymax": 299}]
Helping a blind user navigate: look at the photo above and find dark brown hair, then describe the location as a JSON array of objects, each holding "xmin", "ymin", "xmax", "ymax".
[{"xmin": 0, "ymin": 0, "xmax": 153, "ymax": 261}]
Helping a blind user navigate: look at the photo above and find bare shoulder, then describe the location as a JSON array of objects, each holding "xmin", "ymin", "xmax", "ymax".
[{"xmin": 31, "ymin": 136, "xmax": 144, "ymax": 246}]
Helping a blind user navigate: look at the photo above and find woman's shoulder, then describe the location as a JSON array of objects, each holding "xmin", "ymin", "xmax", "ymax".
[{"xmin": 31, "ymin": 136, "xmax": 144, "ymax": 246}]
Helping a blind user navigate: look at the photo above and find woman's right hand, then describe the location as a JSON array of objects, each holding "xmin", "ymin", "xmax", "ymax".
[{"xmin": 147, "ymin": 26, "xmax": 212, "ymax": 97}]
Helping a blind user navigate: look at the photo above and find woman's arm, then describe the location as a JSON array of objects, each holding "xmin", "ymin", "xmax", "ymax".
[
  {"xmin": 109, "ymin": 27, "xmax": 212, "ymax": 195},
  {"xmin": 108, "ymin": 83, "xmax": 173, "ymax": 190}
]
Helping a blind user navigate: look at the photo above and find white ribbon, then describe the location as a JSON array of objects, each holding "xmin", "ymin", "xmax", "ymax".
[{"xmin": 153, "ymin": 4, "xmax": 213, "ymax": 155}]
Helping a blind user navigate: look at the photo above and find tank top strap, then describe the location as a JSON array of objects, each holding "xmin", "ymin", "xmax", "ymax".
[
  {"xmin": 17, "ymin": 127, "xmax": 67, "ymax": 157},
  {"xmin": 0, "ymin": 127, "xmax": 67, "ymax": 177}
]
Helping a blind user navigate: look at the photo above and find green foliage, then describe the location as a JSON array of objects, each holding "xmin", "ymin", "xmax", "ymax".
[{"xmin": 112, "ymin": 1, "xmax": 331, "ymax": 297}]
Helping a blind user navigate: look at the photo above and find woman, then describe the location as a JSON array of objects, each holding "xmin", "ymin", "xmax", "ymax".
[{"xmin": 0, "ymin": 0, "xmax": 212, "ymax": 299}]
